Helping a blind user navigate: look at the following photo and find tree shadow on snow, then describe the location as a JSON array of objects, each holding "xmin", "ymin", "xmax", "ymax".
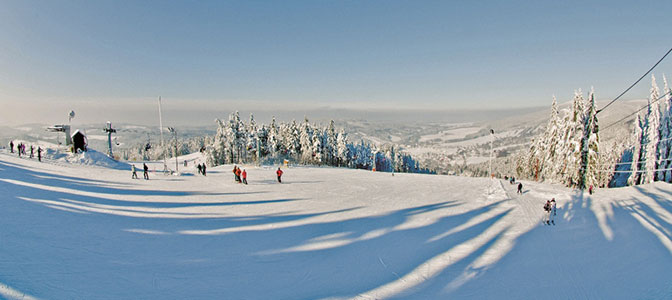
[
  {"xmin": 0, "ymin": 174, "xmax": 520, "ymax": 300},
  {"xmin": 441, "ymin": 190, "xmax": 672, "ymax": 300},
  {"xmin": 0, "ymin": 160, "xmax": 243, "ymax": 197}
]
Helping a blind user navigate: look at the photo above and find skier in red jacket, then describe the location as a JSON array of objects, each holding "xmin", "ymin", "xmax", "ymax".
[{"xmin": 276, "ymin": 167, "xmax": 283, "ymax": 183}]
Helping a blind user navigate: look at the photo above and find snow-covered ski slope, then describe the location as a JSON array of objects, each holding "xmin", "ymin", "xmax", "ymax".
[{"xmin": 1, "ymin": 150, "xmax": 671, "ymax": 299}]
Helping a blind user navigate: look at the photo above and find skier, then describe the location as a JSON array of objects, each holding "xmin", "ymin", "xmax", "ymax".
[
  {"xmin": 184, "ymin": 160, "xmax": 187, "ymax": 167},
  {"xmin": 131, "ymin": 164, "xmax": 138, "ymax": 179},
  {"xmin": 18, "ymin": 143, "xmax": 22, "ymax": 157},
  {"xmin": 276, "ymin": 167, "xmax": 283, "ymax": 183},
  {"xmin": 30, "ymin": 145, "xmax": 34, "ymax": 158},
  {"xmin": 235, "ymin": 167, "xmax": 242, "ymax": 183},
  {"xmin": 197, "ymin": 163, "xmax": 202, "ymax": 175},
  {"xmin": 242, "ymin": 169, "xmax": 247, "ymax": 185},
  {"xmin": 549, "ymin": 198, "xmax": 557, "ymax": 225},
  {"xmin": 589, "ymin": 185, "xmax": 594, "ymax": 195},
  {"xmin": 37, "ymin": 147, "xmax": 42, "ymax": 162},
  {"xmin": 202, "ymin": 164, "xmax": 206, "ymax": 176},
  {"xmin": 517, "ymin": 182, "xmax": 523, "ymax": 194},
  {"xmin": 9, "ymin": 141, "xmax": 13, "ymax": 153},
  {"xmin": 233, "ymin": 166, "xmax": 239, "ymax": 182},
  {"xmin": 143, "ymin": 163, "xmax": 149, "ymax": 180},
  {"xmin": 543, "ymin": 200, "xmax": 551, "ymax": 225}
]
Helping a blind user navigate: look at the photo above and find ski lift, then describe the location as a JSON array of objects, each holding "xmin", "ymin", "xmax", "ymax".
[{"xmin": 145, "ymin": 133, "xmax": 152, "ymax": 151}]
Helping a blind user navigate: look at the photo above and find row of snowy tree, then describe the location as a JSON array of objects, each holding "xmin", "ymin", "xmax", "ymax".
[
  {"xmin": 206, "ymin": 112, "xmax": 432, "ymax": 174},
  {"xmin": 120, "ymin": 136, "xmax": 211, "ymax": 161},
  {"xmin": 518, "ymin": 74, "xmax": 672, "ymax": 189},
  {"xmin": 516, "ymin": 89, "xmax": 603, "ymax": 188},
  {"xmin": 612, "ymin": 75, "xmax": 672, "ymax": 186}
]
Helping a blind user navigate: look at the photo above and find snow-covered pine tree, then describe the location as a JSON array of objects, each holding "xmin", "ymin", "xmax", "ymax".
[
  {"xmin": 336, "ymin": 128, "xmax": 349, "ymax": 167},
  {"xmin": 628, "ymin": 114, "xmax": 644, "ymax": 186},
  {"xmin": 311, "ymin": 127, "xmax": 324, "ymax": 164},
  {"xmin": 208, "ymin": 119, "xmax": 230, "ymax": 166},
  {"xmin": 325, "ymin": 120, "xmax": 337, "ymax": 165},
  {"xmin": 552, "ymin": 107, "xmax": 572, "ymax": 183},
  {"xmin": 268, "ymin": 117, "xmax": 279, "ymax": 159},
  {"xmin": 580, "ymin": 88, "xmax": 600, "ymax": 189},
  {"xmin": 299, "ymin": 117, "xmax": 313, "ymax": 164},
  {"xmin": 256, "ymin": 125, "xmax": 268, "ymax": 160},
  {"xmin": 288, "ymin": 120, "xmax": 301, "ymax": 160},
  {"xmin": 541, "ymin": 96, "xmax": 561, "ymax": 182},
  {"xmin": 641, "ymin": 75, "xmax": 661, "ymax": 184},
  {"xmin": 246, "ymin": 113, "xmax": 258, "ymax": 162},
  {"xmin": 661, "ymin": 75, "xmax": 672, "ymax": 182},
  {"xmin": 566, "ymin": 90, "xmax": 586, "ymax": 187}
]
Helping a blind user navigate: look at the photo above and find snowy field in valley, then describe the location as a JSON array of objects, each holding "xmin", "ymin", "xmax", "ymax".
[{"xmin": 1, "ymin": 149, "xmax": 671, "ymax": 299}]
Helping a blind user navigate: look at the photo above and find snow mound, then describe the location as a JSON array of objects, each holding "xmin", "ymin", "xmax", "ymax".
[{"xmin": 50, "ymin": 148, "xmax": 130, "ymax": 170}]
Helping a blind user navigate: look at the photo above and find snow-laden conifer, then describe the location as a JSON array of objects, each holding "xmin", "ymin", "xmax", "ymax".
[{"xmin": 641, "ymin": 75, "xmax": 661, "ymax": 184}]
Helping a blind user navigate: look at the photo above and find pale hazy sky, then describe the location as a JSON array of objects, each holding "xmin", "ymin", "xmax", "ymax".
[{"xmin": 1, "ymin": 0, "xmax": 672, "ymax": 125}]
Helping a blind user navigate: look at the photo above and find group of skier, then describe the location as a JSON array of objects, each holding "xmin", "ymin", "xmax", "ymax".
[
  {"xmin": 131, "ymin": 163, "xmax": 150, "ymax": 180},
  {"xmin": 197, "ymin": 163, "xmax": 207, "ymax": 176},
  {"xmin": 127, "ymin": 161, "xmax": 284, "ymax": 185},
  {"xmin": 230, "ymin": 165, "xmax": 284, "ymax": 185},
  {"xmin": 9, "ymin": 140, "xmax": 42, "ymax": 162},
  {"xmin": 507, "ymin": 175, "xmax": 557, "ymax": 225},
  {"xmin": 232, "ymin": 166, "xmax": 247, "ymax": 184},
  {"xmin": 543, "ymin": 198, "xmax": 557, "ymax": 225}
]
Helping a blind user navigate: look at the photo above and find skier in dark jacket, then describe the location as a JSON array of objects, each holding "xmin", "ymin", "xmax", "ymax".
[
  {"xmin": 517, "ymin": 182, "xmax": 523, "ymax": 194},
  {"xmin": 30, "ymin": 145, "xmax": 34, "ymax": 158},
  {"xmin": 9, "ymin": 141, "xmax": 13, "ymax": 153},
  {"xmin": 197, "ymin": 164, "xmax": 202, "ymax": 175},
  {"xmin": 549, "ymin": 199, "xmax": 557, "ymax": 225},
  {"xmin": 37, "ymin": 147, "xmax": 42, "ymax": 162},
  {"xmin": 276, "ymin": 167, "xmax": 283, "ymax": 183},
  {"xmin": 202, "ymin": 164, "xmax": 206, "ymax": 176},
  {"xmin": 543, "ymin": 200, "xmax": 551, "ymax": 225},
  {"xmin": 143, "ymin": 163, "xmax": 149, "ymax": 180}
]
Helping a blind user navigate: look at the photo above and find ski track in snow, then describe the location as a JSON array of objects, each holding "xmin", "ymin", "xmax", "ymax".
[{"xmin": 1, "ymin": 149, "xmax": 672, "ymax": 299}]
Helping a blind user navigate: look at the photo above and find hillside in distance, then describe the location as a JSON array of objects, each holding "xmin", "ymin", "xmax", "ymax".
[{"xmin": 0, "ymin": 99, "xmax": 644, "ymax": 175}]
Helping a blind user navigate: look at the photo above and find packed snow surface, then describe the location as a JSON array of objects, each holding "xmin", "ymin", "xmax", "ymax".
[{"xmin": 1, "ymin": 150, "xmax": 671, "ymax": 299}]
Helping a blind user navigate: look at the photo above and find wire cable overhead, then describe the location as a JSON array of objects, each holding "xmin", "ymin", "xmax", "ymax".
[{"xmin": 597, "ymin": 47, "xmax": 672, "ymax": 114}]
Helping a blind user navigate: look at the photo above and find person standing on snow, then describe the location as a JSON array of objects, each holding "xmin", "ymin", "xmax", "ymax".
[
  {"xmin": 543, "ymin": 200, "xmax": 551, "ymax": 225},
  {"xmin": 276, "ymin": 167, "xmax": 283, "ymax": 183},
  {"xmin": 550, "ymin": 199, "xmax": 557, "ymax": 225},
  {"xmin": 517, "ymin": 182, "xmax": 523, "ymax": 194},
  {"xmin": 37, "ymin": 147, "xmax": 42, "ymax": 162},
  {"xmin": 131, "ymin": 164, "xmax": 138, "ymax": 179},
  {"xmin": 30, "ymin": 145, "xmax": 34, "ymax": 158},
  {"xmin": 143, "ymin": 163, "xmax": 149, "ymax": 180},
  {"xmin": 197, "ymin": 163, "xmax": 203, "ymax": 175},
  {"xmin": 17, "ymin": 143, "xmax": 22, "ymax": 157},
  {"xmin": 235, "ymin": 167, "xmax": 242, "ymax": 183},
  {"xmin": 202, "ymin": 164, "xmax": 206, "ymax": 176},
  {"xmin": 9, "ymin": 141, "xmax": 13, "ymax": 153},
  {"xmin": 233, "ymin": 166, "xmax": 239, "ymax": 182},
  {"xmin": 242, "ymin": 169, "xmax": 247, "ymax": 185}
]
